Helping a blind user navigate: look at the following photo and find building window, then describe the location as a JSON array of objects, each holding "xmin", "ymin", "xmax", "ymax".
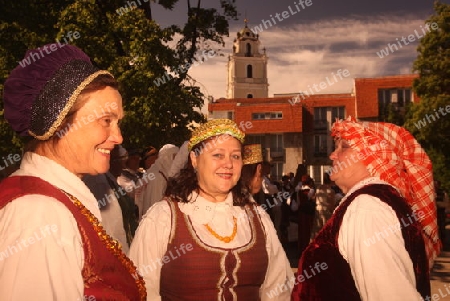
[
  {"xmin": 245, "ymin": 43, "xmax": 252, "ymax": 57},
  {"xmin": 378, "ymin": 88, "xmax": 412, "ymax": 123},
  {"xmin": 252, "ymin": 113, "xmax": 265, "ymax": 120},
  {"xmin": 378, "ymin": 88, "xmax": 412, "ymax": 107},
  {"xmin": 252, "ymin": 112, "xmax": 283, "ymax": 120},
  {"xmin": 314, "ymin": 107, "xmax": 328, "ymax": 130},
  {"xmin": 314, "ymin": 106, "xmax": 345, "ymax": 131},
  {"xmin": 247, "ymin": 94, "xmax": 253, "ymax": 98},
  {"xmin": 269, "ymin": 134, "xmax": 283, "ymax": 150},
  {"xmin": 270, "ymin": 112, "xmax": 282, "ymax": 119},
  {"xmin": 314, "ymin": 135, "xmax": 328, "ymax": 157},
  {"xmin": 331, "ymin": 106, "xmax": 345, "ymax": 121},
  {"xmin": 247, "ymin": 65, "xmax": 253, "ymax": 78},
  {"xmin": 269, "ymin": 134, "xmax": 284, "ymax": 163},
  {"xmin": 227, "ymin": 111, "xmax": 234, "ymax": 120}
]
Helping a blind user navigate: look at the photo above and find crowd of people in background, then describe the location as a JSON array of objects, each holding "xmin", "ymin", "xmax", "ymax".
[{"xmin": 246, "ymin": 163, "xmax": 344, "ymax": 256}]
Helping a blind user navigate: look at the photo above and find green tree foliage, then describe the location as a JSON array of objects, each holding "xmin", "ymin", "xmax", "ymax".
[
  {"xmin": 0, "ymin": 0, "xmax": 238, "ymax": 160},
  {"xmin": 405, "ymin": 1, "xmax": 450, "ymax": 191}
]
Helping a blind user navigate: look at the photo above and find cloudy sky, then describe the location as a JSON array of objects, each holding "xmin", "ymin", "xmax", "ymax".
[{"xmin": 153, "ymin": 0, "xmax": 447, "ymax": 103}]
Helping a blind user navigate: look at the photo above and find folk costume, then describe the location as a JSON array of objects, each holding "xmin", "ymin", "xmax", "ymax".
[
  {"xmin": 130, "ymin": 120, "xmax": 293, "ymax": 301},
  {"xmin": 131, "ymin": 193, "xmax": 294, "ymax": 300},
  {"xmin": 292, "ymin": 117, "xmax": 438, "ymax": 300},
  {"xmin": 0, "ymin": 44, "xmax": 145, "ymax": 300}
]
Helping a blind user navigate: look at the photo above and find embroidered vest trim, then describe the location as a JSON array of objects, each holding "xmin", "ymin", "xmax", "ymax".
[{"xmin": 0, "ymin": 176, "xmax": 146, "ymax": 300}]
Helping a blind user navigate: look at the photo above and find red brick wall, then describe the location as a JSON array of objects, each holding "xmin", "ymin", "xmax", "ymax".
[
  {"xmin": 209, "ymin": 97, "xmax": 303, "ymax": 133},
  {"xmin": 234, "ymin": 102, "xmax": 303, "ymax": 133},
  {"xmin": 354, "ymin": 75, "xmax": 420, "ymax": 119}
]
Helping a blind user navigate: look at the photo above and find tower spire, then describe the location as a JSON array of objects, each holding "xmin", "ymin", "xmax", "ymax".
[
  {"xmin": 226, "ymin": 18, "xmax": 268, "ymax": 99},
  {"xmin": 244, "ymin": 10, "xmax": 248, "ymax": 28}
]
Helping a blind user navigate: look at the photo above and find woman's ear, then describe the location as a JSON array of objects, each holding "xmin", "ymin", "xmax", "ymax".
[{"xmin": 190, "ymin": 151, "xmax": 198, "ymax": 169}]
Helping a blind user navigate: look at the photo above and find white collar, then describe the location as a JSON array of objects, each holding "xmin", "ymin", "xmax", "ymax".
[
  {"xmin": 178, "ymin": 191, "xmax": 234, "ymax": 224},
  {"xmin": 12, "ymin": 152, "xmax": 101, "ymax": 221},
  {"xmin": 340, "ymin": 177, "xmax": 396, "ymax": 204}
]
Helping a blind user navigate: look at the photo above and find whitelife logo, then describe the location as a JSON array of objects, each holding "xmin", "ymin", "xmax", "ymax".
[
  {"xmin": 376, "ymin": 22, "xmax": 439, "ymax": 59},
  {"xmin": 250, "ymin": 0, "xmax": 313, "ymax": 34},
  {"xmin": 413, "ymin": 105, "xmax": 450, "ymax": 129},
  {"xmin": 0, "ymin": 225, "xmax": 58, "ymax": 261},
  {"xmin": 0, "ymin": 154, "xmax": 21, "ymax": 171},
  {"xmin": 18, "ymin": 31, "xmax": 81, "ymax": 68}
]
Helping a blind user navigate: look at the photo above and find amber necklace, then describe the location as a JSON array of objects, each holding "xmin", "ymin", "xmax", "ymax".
[
  {"xmin": 198, "ymin": 187, "xmax": 238, "ymax": 243},
  {"xmin": 204, "ymin": 216, "xmax": 238, "ymax": 243}
]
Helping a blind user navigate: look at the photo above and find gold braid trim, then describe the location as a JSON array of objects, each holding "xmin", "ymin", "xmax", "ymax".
[{"xmin": 64, "ymin": 191, "xmax": 146, "ymax": 301}]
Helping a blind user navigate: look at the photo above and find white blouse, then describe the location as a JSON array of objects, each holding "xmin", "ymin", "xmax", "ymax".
[
  {"xmin": 338, "ymin": 177, "xmax": 423, "ymax": 301},
  {"xmin": 129, "ymin": 192, "xmax": 294, "ymax": 301},
  {"xmin": 0, "ymin": 152, "xmax": 102, "ymax": 300}
]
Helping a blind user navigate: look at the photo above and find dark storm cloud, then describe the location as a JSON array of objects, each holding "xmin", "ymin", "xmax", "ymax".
[
  {"xmin": 151, "ymin": 0, "xmax": 450, "ymax": 100},
  {"xmin": 232, "ymin": 0, "xmax": 438, "ymax": 27}
]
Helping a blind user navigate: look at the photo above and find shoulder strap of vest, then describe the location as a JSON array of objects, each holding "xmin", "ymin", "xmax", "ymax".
[
  {"xmin": 0, "ymin": 176, "xmax": 71, "ymax": 210},
  {"xmin": 0, "ymin": 175, "xmax": 92, "ymax": 275},
  {"xmin": 163, "ymin": 197, "xmax": 177, "ymax": 244}
]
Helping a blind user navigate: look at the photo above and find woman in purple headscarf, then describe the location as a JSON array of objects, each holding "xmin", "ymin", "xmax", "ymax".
[{"xmin": 0, "ymin": 44, "xmax": 145, "ymax": 300}]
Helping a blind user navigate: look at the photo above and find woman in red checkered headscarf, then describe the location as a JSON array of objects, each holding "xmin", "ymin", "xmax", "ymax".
[{"xmin": 292, "ymin": 116, "xmax": 439, "ymax": 301}]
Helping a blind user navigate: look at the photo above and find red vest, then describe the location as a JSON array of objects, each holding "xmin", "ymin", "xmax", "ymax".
[
  {"xmin": 0, "ymin": 176, "xmax": 146, "ymax": 300},
  {"xmin": 160, "ymin": 200, "xmax": 269, "ymax": 300},
  {"xmin": 292, "ymin": 184, "xmax": 430, "ymax": 301}
]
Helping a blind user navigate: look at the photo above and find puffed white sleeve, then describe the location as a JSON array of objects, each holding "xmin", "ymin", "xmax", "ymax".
[
  {"xmin": 0, "ymin": 195, "xmax": 85, "ymax": 301},
  {"xmin": 338, "ymin": 194, "xmax": 422, "ymax": 301},
  {"xmin": 129, "ymin": 201, "xmax": 172, "ymax": 301},
  {"xmin": 256, "ymin": 206, "xmax": 294, "ymax": 301}
]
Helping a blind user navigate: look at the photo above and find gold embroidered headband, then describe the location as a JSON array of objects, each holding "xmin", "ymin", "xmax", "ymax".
[
  {"xmin": 188, "ymin": 119, "xmax": 245, "ymax": 151},
  {"xmin": 243, "ymin": 144, "xmax": 263, "ymax": 165}
]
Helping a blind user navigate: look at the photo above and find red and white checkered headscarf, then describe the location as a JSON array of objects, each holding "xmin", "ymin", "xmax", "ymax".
[{"xmin": 332, "ymin": 116, "xmax": 441, "ymax": 266}]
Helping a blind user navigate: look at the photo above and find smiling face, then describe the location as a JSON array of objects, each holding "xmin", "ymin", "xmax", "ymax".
[
  {"xmin": 38, "ymin": 86, "xmax": 124, "ymax": 177},
  {"xmin": 190, "ymin": 135, "xmax": 243, "ymax": 202},
  {"xmin": 329, "ymin": 139, "xmax": 370, "ymax": 193}
]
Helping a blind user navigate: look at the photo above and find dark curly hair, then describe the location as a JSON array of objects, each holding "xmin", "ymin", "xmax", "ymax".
[{"xmin": 164, "ymin": 137, "xmax": 251, "ymax": 206}]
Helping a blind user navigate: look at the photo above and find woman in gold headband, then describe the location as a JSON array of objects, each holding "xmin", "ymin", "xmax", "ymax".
[
  {"xmin": 240, "ymin": 144, "xmax": 264, "ymax": 195},
  {"xmin": 0, "ymin": 44, "xmax": 145, "ymax": 300},
  {"xmin": 130, "ymin": 120, "xmax": 293, "ymax": 300},
  {"xmin": 292, "ymin": 116, "xmax": 438, "ymax": 301}
]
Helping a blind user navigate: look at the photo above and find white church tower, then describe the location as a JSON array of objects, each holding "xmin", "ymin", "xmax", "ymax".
[{"xmin": 226, "ymin": 20, "xmax": 269, "ymax": 98}]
